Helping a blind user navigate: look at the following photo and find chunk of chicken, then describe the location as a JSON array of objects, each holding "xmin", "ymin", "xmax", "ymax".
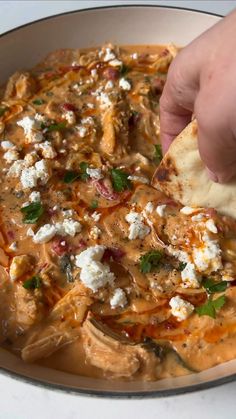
[
  {"xmin": 82, "ymin": 315, "xmax": 161, "ymax": 379},
  {"xmin": 4, "ymin": 72, "xmax": 37, "ymax": 100},
  {"xmin": 21, "ymin": 285, "xmax": 92, "ymax": 362},
  {"xmin": 9, "ymin": 255, "xmax": 32, "ymax": 281}
]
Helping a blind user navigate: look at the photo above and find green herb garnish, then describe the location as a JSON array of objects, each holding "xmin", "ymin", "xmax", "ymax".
[
  {"xmin": 154, "ymin": 144, "xmax": 163, "ymax": 164},
  {"xmin": 140, "ymin": 250, "xmax": 163, "ymax": 274},
  {"xmin": 63, "ymin": 171, "xmax": 80, "ymax": 184},
  {"xmin": 80, "ymin": 161, "xmax": 89, "ymax": 181},
  {"xmin": 178, "ymin": 262, "xmax": 187, "ymax": 271},
  {"xmin": 120, "ymin": 64, "xmax": 130, "ymax": 76},
  {"xmin": 45, "ymin": 91, "xmax": 54, "ymax": 97},
  {"xmin": 21, "ymin": 202, "xmax": 44, "ymax": 224},
  {"xmin": 45, "ymin": 121, "xmax": 66, "ymax": 133},
  {"xmin": 0, "ymin": 107, "xmax": 7, "ymax": 117},
  {"xmin": 23, "ymin": 275, "xmax": 42, "ymax": 290},
  {"xmin": 202, "ymin": 278, "xmax": 228, "ymax": 294},
  {"xmin": 111, "ymin": 168, "xmax": 131, "ymax": 192},
  {"xmin": 195, "ymin": 295, "xmax": 226, "ymax": 319},
  {"xmin": 32, "ymin": 98, "xmax": 45, "ymax": 105},
  {"xmin": 91, "ymin": 200, "xmax": 98, "ymax": 209}
]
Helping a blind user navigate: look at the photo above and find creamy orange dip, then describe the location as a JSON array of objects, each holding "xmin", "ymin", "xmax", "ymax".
[{"xmin": 1, "ymin": 44, "xmax": 236, "ymax": 381}]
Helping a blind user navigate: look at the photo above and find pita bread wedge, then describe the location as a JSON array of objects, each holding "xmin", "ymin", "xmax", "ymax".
[{"xmin": 152, "ymin": 120, "xmax": 236, "ymax": 218}]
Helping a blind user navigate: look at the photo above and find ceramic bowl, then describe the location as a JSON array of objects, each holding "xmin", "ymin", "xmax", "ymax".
[{"xmin": 1, "ymin": 5, "xmax": 233, "ymax": 398}]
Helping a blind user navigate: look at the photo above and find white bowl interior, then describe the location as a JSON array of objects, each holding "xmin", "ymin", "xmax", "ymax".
[{"xmin": 1, "ymin": 6, "xmax": 233, "ymax": 396}]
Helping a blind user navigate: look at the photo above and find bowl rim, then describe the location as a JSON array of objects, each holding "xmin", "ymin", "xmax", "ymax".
[{"xmin": 1, "ymin": 3, "xmax": 233, "ymax": 399}]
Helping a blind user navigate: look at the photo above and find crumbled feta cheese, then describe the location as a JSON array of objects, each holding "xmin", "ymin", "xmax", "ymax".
[
  {"xmin": 35, "ymin": 159, "xmax": 50, "ymax": 184},
  {"xmin": 1, "ymin": 140, "xmax": 15, "ymax": 150},
  {"xmin": 169, "ymin": 296, "xmax": 194, "ymax": 321},
  {"xmin": 105, "ymin": 80, "xmax": 114, "ymax": 90},
  {"xmin": 193, "ymin": 232, "xmax": 222, "ymax": 273},
  {"xmin": 29, "ymin": 191, "xmax": 41, "ymax": 202},
  {"xmin": 127, "ymin": 175, "xmax": 149, "ymax": 184},
  {"xmin": 64, "ymin": 110, "xmax": 76, "ymax": 125},
  {"xmin": 109, "ymin": 59, "xmax": 123, "ymax": 67},
  {"xmin": 21, "ymin": 201, "xmax": 30, "ymax": 208},
  {"xmin": 168, "ymin": 246, "xmax": 191, "ymax": 263},
  {"xmin": 62, "ymin": 209, "xmax": 74, "ymax": 218},
  {"xmin": 26, "ymin": 227, "xmax": 34, "ymax": 237},
  {"xmin": 24, "ymin": 152, "xmax": 38, "ymax": 167},
  {"xmin": 75, "ymin": 245, "xmax": 105, "ymax": 267},
  {"xmin": 180, "ymin": 206, "xmax": 202, "ymax": 215},
  {"xmin": 131, "ymin": 52, "xmax": 138, "ymax": 59},
  {"xmin": 76, "ymin": 125, "xmax": 88, "ymax": 137},
  {"xmin": 205, "ymin": 219, "xmax": 218, "ymax": 234},
  {"xmin": 125, "ymin": 211, "xmax": 150, "ymax": 240},
  {"xmin": 3, "ymin": 149, "xmax": 19, "ymax": 162},
  {"xmin": 61, "ymin": 218, "xmax": 82, "ymax": 237},
  {"xmin": 181, "ymin": 262, "xmax": 201, "ymax": 289},
  {"xmin": 37, "ymin": 141, "xmax": 57, "ymax": 159},
  {"xmin": 119, "ymin": 78, "xmax": 131, "ymax": 91},
  {"xmin": 9, "ymin": 241, "xmax": 18, "ymax": 251},
  {"xmin": 81, "ymin": 116, "xmax": 94, "ymax": 126},
  {"xmin": 103, "ymin": 47, "xmax": 116, "ymax": 62},
  {"xmin": 156, "ymin": 204, "xmax": 167, "ymax": 217},
  {"xmin": 33, "ymin": 224, "xmax": 57, "ymax": 244},
  {"xmin": 20, "ymin": 166, "xmax": 38, "ymax": 189},
  {"xmin": 91, "ymin": 69, "xmax": 97, "ymax": 78},
  {"xmin": 7, "ymin": 160, "xmax": 25, "ymax": 177},
  {"xmin": 34, "ymin": 113, "xmax": 47, "ymax": 123},
  {"xmin": 191, "ymin": 213, "xmax": 205, "ymax": 222},
  {"xmin": 144, "ymin": 202, "xmax": 154, "ymax": 213},
  {"xmin": 90, "ymin": 226, "xmax": 102, "ymax": 240},
  {"xmin": 87, "ymin": 103, "xmax": 95, "ymax": 109},
  {"xmin": 17, "ymin": 116, "xmax": 43, "ymax": 143},
  {"xmin": 80, "ymin": 260, "xmax": 115, "ymax": 292},
  {"xmin": 98, "ymin": 92, "xmax": 112, "ymax": 109},
  {"xmin": 110, "ymin": 288, "xmax": 127, "ymax": 309},
  {"xmin": 86, "ymin": 167, "xmax": 103, "ymax": 180},
  {"xmin": 75, "ymin": 245, "xmax": 115, "ymax": 292},
  {"xmin": 91, "ymin": 211, "xmax": 101, "ymax": 222},
  {"xmin": 222, "ymin": 274, "xmax": 234, "ymax": 282}
]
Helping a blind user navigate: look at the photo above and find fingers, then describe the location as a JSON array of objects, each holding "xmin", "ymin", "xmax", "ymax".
[
  {"xmin": 195, "ymin": 92, "xmax": 236, "ymax": 183},
  {"xmin": 160, "ymin": 52, "xmax": 199, "ymax": 153}
]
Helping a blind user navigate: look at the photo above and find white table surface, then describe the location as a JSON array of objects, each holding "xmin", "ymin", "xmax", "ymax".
[{"xmin": 1, "ymin": 1, "xmax": 236, "ymax": 418}]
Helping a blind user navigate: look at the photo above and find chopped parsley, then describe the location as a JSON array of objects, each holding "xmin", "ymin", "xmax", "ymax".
[
  {"xmin": 0, "ymin": 107, "xmax": 7, "ymax": 117},
  {"xmin": 63, "ymin": 171, "xmax": 80, "ymax": 184},
  {"xmin": 154, "ymin": 144, "xmax": 163, "ymax": 164},
  {"xmin": 21, "ymin": 202, "xmax": 44, "ymax": 224},
  {"xmin": 195, "ymin": 295, "xmax": 226, "ymax": 319},
  {"xmin": 45, "ymin": 121, "xmax": 67, "ymax": 133},
  {"xmin": 178, "ymin": 262, "xmax": 187, "ymax": 271},
  {"xmin": 140, "ymin": 250, "xmax": 163, "ymax": 274},
  {"xmin": 111, "ymin": 168, "xmax": 132, "ymax": 192},
  {"xmin": 120, "ymin": 64, "xmax": 130, "ymax": 76},
  {"xmin": 23, "ymin": 275, "xmax": 42, "ymax": 290},
  {"xmin": 202, "ymin": 278, "xmax": 228, "ymax": 294},
  {"xmin": 90, "ymin": 199, "xmax": 98, "ymax": 209},
  {"xmin": 63, "ymin": 162, "xmax": 89, "ymax": 184},
  {"xmin": 32, "ymin": 98, "xmax": 45, "ymax": 105},
  {"xmin": 79, "ymin": 161, "xmax": 89, "ymax": 181}
]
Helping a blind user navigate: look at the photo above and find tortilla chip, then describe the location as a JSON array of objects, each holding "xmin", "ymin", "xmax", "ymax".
[{"xmin": 152, "ymin": 120, "xmax": 236, "ymax": 218}]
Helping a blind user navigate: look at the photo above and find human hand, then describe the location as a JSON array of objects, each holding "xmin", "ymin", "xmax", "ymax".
[{"xmin": 160, "ymin": 9, "xmax": 236, "ymax": 183}]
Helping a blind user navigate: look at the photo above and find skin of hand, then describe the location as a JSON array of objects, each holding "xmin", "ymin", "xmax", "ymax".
[{"xmin": 160, "ymin": 9, "xmax": 236, "ymax": 183}]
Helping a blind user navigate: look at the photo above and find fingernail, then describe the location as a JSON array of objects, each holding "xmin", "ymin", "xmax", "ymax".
[{"xmin": 206, "ymin": 168, "xmax": 219, "ymax": 183}]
